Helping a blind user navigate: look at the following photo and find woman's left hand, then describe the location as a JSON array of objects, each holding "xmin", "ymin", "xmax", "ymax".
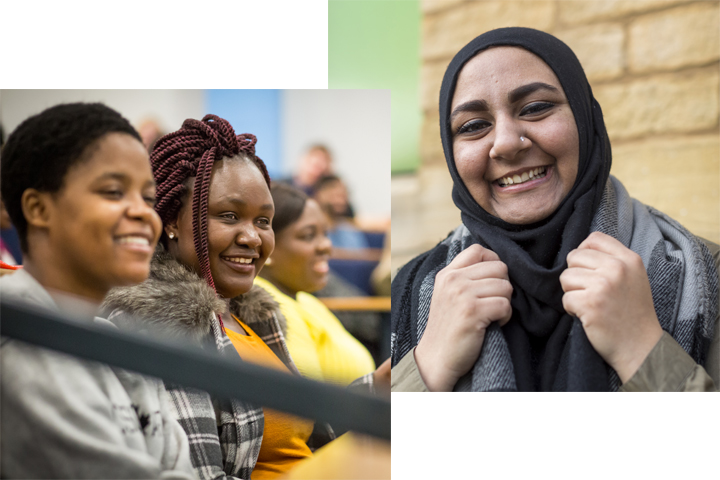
[{"xmin": 559, "ymin": 232, "xmax": 664, "ymax": 384}]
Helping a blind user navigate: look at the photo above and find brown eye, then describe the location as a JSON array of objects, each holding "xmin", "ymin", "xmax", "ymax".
[
  {"xmin": 520, "ymin": 102, "xmax": 554, "ymax": 116},
  {"xmin": 456, "ymin": 119, "xmax": 491, "ymax": 136},
  {"xmin": 101, "ymin": 189, "xmax": 123, "ymax": 199}
]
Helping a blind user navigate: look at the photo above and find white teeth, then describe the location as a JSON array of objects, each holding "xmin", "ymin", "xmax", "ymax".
[
  {"xmin": 225, "ymin": 257, "xmax": 253, "ymax": 264},
  {"xmin": 117, "ymin": 236, "xmax": 149, "ymax": 246},
  {"xmin": 498, "ymin": 167, "xmax": 547, "ymax": 187}
]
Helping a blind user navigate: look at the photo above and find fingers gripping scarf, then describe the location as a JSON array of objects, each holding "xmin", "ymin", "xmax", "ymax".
[{"xmin": 390, "ymin": 28, "xmax": 718, "ymax": 391}]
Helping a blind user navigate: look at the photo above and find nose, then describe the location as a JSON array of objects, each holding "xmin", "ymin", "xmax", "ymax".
[
  {"xmin": 489, "ymin": 115, "xmax": 530, "ymax": 162},
  {"xmin": 235, "ymin": 222, "xmax": 262, "ymax": 248},
  {"xmin": 126, "ymin": 193, "xmax": 157, "ymax": 224},
  {"xmin": 317, "ymin": 233, "xmax": 332, "ymax": 255}
]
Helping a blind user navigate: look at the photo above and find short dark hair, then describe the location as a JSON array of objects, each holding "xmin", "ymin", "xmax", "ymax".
[
  {"xmin": 312, "ymin": 174, "xmax": 342, "ymax": 193},
  {"xmin": 270, "ymin": 182, "xmax": 308, "ymax": 235},
  {"xmin": 1, "ymin": 103, "xmax": 141, "ymax": 253}
]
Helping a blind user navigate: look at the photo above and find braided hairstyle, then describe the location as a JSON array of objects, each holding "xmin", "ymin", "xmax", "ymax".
[{"xmin": 150, "ymin": 114, "xmax": 270, "ymax": 292}]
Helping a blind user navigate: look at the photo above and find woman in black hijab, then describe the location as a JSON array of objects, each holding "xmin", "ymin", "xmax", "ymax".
[{"xmin": 390, "ymin": 27, "xmax": 719, "ymax": 392}]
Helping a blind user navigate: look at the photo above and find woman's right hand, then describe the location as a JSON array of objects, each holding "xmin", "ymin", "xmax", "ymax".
[{"xmin": 414, "ymin": 244, "xmax": 513, "ymax": 391}]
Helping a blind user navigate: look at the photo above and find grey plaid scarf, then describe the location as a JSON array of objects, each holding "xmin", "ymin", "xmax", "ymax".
[{"xmin": 391, "ymin": 176, "xmax": 718, "ymax": 391}]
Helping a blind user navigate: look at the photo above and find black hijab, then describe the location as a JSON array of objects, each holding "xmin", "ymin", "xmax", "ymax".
[{"xmin": 439, "ymin": 27, "xmax": 613, "ymax": 391}]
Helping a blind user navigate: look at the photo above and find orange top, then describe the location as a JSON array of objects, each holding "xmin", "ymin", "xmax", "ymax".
[{"xmin": 225, "ymin": 316, "xmax": 313, "ymax": 480}]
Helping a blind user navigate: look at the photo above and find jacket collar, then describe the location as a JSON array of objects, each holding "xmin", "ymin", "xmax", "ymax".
[{"xmin": 101, "ymin": 245, "xmax": 286, "ymax": 342}]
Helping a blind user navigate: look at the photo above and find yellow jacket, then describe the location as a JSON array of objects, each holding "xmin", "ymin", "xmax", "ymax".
[{"xmin": 254, "ymin": 277, "xmax": 375, "ymax": 386}]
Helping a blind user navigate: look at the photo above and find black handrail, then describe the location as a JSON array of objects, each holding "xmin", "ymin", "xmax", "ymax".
[{"xmin": 0, "ymin": 298, "xmax": 390, "ymax": 440}]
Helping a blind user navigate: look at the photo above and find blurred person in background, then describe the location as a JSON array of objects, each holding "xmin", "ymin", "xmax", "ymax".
[
  {"xmin": 137, "ymin": 117, "xmax": 166, "ymax": 152},
  {"xmin": 256, "ymin": 182, "xmax": 390, "ymax": 387},
  {"xmin": 311, "ymin": 174, "xmax": 384, "ymax": 356},
  {"xmin": 291, "ymin": 144, "xmax": 333, "ymax": 195},
  {"xmin": 313, "ymin": 174, "xmax": 368, "ymax": 250},
  {"xmin": 0, "ymin": 200, "xmax": 22, "ymax": 267},
  {"xmin": 0, "ymin": 123, "xmax": 23, "ymax": 267},
  {"xmin": 313, "ymin": 174, "xmax": 354, "ymax": 219},
  {"xmin": 0, "ymin": 103, "xmax": 194, "ymax": 478}
]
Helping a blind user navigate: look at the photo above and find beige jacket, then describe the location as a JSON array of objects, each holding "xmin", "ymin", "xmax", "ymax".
[{"xmin": 391, "ymin": 239, "xmax": 720, "ymax": 392}]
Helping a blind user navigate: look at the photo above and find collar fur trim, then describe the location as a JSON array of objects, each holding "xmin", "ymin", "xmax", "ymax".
[{"xmin": 101, "ymin": 246, "xmax": 286, "ymax": 342}]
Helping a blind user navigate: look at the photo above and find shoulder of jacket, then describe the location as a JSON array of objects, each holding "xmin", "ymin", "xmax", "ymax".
[
  {"xmin": 396, "ymin": 226, "xmax": 466, "ymax": 275},
  {"xmin": 698, "ymin": 237, "xmax": 720, "ymax": 271},
  {"xmin": 229, "ymin": 285, "xmax": 287, "ymax": 335},
  {"xmin": 101, "ymin": 246, "xmax": 224, "ymax": 341}
]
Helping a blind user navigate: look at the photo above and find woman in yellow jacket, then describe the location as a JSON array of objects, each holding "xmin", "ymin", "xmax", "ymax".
[{"xmin": 256, "ymin": 182, "xmax": 377, "ymax": 386}]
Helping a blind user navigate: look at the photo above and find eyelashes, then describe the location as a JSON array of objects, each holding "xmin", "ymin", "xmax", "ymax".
[
  {"xmin": 100, "ymin": 189, "xmax": 156, "ymax": 206},
  {"xmin": 217, "ymin": 213, "xmax": 272, "ymax": 228},
  {"xmin": 520, "ymin": 102, "xmax": 554, "ymax": 116},
  {"xmin": 455, "ymin": 119, "xmax": 491, "ymax": 136},
  {"xmin": 453, "ymin": 102, "xmax": 556, "ymax": 136}
]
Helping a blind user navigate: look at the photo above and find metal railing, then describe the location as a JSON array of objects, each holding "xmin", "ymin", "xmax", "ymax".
[{"xmin": 0, "ymin": 298, "xmax": 390, "ymax": 441}]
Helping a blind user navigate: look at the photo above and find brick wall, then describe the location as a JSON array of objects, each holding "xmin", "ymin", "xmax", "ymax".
[{"xmin": 393, "ymin": 0, "xmax": 719, "ymax": 272}]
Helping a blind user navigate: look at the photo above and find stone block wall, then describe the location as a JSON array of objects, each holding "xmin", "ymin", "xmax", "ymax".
[{"xmin": 393, "ymin": 0, "xmax": 719, "ymax": 273}]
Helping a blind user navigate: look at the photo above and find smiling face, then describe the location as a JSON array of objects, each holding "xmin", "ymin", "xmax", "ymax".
[
  {"xmin": 450, "ymin": 46, "xmax": 580, "ymax": 225},
  {"xmin": 262, "ymin": 199, "xmax": 332, "ymax": 296},
  {"xmin": 43, "ymin": 132, "xmax": 162, "ymax": 298},
  {"xmin": 168, "ymin": 158, "xmax": 275, "ymax": 299}
]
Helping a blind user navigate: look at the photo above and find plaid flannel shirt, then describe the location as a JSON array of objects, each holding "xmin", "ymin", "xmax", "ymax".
[
  {"xmin": 167, "ymin": 308, "xmax": 340, "ymax": 480},
  {"xmin": 165, "ymin": 310, "xmax": 262, "ymax": 480}
]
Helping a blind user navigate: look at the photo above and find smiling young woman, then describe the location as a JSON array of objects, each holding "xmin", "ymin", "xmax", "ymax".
[
  {"xmin": 0, "ymin": 103, "xmax": 193, "ymax": 478},
  {"xmin": 450, "ymin": 47, "xmax": 579, "ymax": 225},
  {"xmin": 391, "ymin": 28, "xmax": 719, "ymax": 393},
  {"xmin": 102, "ymin": 115, "xmax": 336, "ymax": 480},
  {"xmin": 164, "ymin": 157, "xmax": 275, "ymax": 301},
  {"xmin": 27, "ymin": 131, "xmax": 162, "ymax": 298},
  {"xmin": 256, "ymin": 183, "xmax": 382, "ymax": 387}
]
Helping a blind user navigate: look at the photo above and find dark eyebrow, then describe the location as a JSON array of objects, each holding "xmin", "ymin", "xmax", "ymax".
[
  {"xmin": 450, "ymin": 82, "xmax": 560, "ymax": 124},
  {"xmin": 508, "ymin": 82, "xmax": 559, "ymax": 104},
  {"xmin": 450, "ymin": 99, "xmax": 489, "ymax": 122},
  {"xmin": 298, "ymin": 224, "xmax": 317, "ymax": 234},
  {"xmin": 96, "ymin": 172, "xmax": 127, "ymax": 182},
  {"xmin": 223, "ymin": 197, "xmax": 274, "ymax": 212},
  {"xmin": 95, "ymin": 172, "xmax": 156, "ymax": 189}
]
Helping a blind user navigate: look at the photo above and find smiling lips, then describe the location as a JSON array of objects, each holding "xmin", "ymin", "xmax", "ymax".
[
  {"xmin": 116, "ymin": 235, "xmax": 150, "ymax": 246},
  {"xmin": 496, "ymin": 166, "xmax": 548, "ymax": 188},
  {"xmin": 223, "ymin": 256, "xmax": 254, "ymax": 265},
  {"xmin": 313, "ymin": 260, "xmax": 329, "ymax": 274},
  {"xmin": 115, "ymin": 234, "xmax": 153, "ymax": 253}
]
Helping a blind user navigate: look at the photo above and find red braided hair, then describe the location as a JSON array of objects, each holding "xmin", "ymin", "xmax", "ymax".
[{"xmin": 150, "ymin": 114, "xmax": 270, "ymax": 293}]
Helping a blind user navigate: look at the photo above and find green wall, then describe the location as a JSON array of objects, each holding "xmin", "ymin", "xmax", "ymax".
[{"xmin": 328, "ymin": 0, "xmax": 421, "ymax": 173}]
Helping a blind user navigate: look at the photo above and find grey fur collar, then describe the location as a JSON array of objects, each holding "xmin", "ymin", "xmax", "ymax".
[{"xmin": 101, "ymin": 246, "xmax": 286, "ymax": 342}]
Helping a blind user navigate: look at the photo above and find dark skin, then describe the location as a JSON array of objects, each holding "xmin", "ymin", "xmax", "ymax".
[
  {"xmin": 260, "ymin": 198, "xmax": 391, "ymax": 390},
  {"xmin": 260, "ymin": 199, "xmax": 331, "ymax": 298},
  {"xmin": 165, "ymin": 158, "xmax": 275, "ymax": 336},
  {"xmin": 22, "ymin": 133, "xmax": 161, "ymax": 312}
]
